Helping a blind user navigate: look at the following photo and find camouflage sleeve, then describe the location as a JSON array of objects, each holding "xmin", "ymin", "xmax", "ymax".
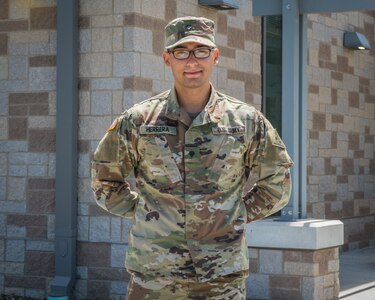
[
  {"xmin": 243, "ymin": 111, "xmax": 293, "ymax": 222},
  {"xmin": 91, "ymin": 114, "xmax": 139, "ymax": 218}
]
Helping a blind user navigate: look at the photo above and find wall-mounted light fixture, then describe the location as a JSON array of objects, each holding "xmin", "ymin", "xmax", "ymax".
[
  {"xmin": 343, "ymin": 31, "xmax": 371, "ymax": 50},
  {"xmin": 198, "ymin": 0, "xmax": 239, "ymax": 10}
]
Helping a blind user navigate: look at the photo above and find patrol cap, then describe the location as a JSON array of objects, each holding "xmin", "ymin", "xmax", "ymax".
[{"xmin": 164, "ymin": 16, "xmax": 216, "ymax": 50}]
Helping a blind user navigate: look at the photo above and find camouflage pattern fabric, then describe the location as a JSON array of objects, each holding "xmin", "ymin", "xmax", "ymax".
[
  {"xmin": 91, "ymin": 85, "xmax": 293, "ymax": 282},
  {"xmin": 164, "ymin": 16, "xmax": 216, "ymax": 50},
  {"xmin": 126, "ymin": 270, "xmax": 248, "ymax": 300}
]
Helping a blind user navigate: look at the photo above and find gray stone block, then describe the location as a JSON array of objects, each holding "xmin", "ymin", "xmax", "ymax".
[
  {"xmin": 0, "ymin": 93, "xmax": 8, "ymax": 116},
  {"xmin": 91, "ymin": 91, "xmax": 112, "ymax": 115},
  {"xmin": 0, "ymin": 80, "xmax": 28, "ymax": 93},
  {"xmin": 111, "ymin": 281, "xmax": 127, "ymax": 295},
  {"xmin": 77, "ymin": 216, "xmax": 89, "ymax": 241},
  {"xmin": 111, "ymin": 244, "xmax": 127, "ymax": 268},
  {"xmin": 91, "ymin": 78, "xmax": 123, "ymax": 90},
  {"xmin": 79, "ymin": 29, "xmax": 91, "ymax": 53},
  {"xmin": 113, "ymin": 52, "xmax": 140, "ymax": 77},
  {"xmin": 78, "ymin": 153, "xmax": 91, "ymax": 178},
  {"xmin": 7, "ymin": 177, "xmax": 26, "ymax": 200},
  {"xmin": 9, "ymin": 165, "xmax": 27, "ymax": 177},
  {"xmin": 259, "ymin": 249, "xmax": 283, "ymax": 274},
  {"xmin": 9, "ymin": 55, "xmax": 28, "ymax": 80},
  {"xmin": 6, "ymin": 240, "xmax": 25, "ymax": 262},
  {"xmin": 25, "ymin": 289, "xmax": 46, "ymax": 299},
  {"xmin": 0, "ymin": 177, "xmax": 6, "ymax": 200},
  {"xmin": 0, "ymin": 201, "xmax": 26, "ymax": 213},
  {"xmin": 124, "ymin": 27, "xmax": 152, "ymax": 53},
  {"xmin": 29, "ymin": 67, "xmax": 56, "ymax": 91},
  {"xmin": 6, "ymin": 225, "xmax": 26, "ymax": 238},
  {"xmin": 26, "ymin": 240, "xmax": 54, "ymax": 251},
  {"xmin": 246, "ymin": 273, "xmax": 269, "ymax": 300},
  {"xmin": 76, "ymin": 266, "xmax": 88, "ymax": 280},
  {"xmin": 4, "ymin": 262, "xmax": 24, "ymax": 274},
  {"xmin": 28, "ymin": 165, "xmax": 48, "ymax": 177},
  {"xmin": 89, "ymin": 216, "xmax": 110, "ymax": 242},
  {"xmin": 47, "ymin": 215, "xmax": 55, "ymax": 240},
  {"xmin": 0, "ymin": 141, "xmax": 27, "ymax": 152},
  {"xmin": 302, "ymin": 276, "xmax": 324, "ymax": 300},
  {"xmin": 110, "ymin": 217, "xmax": 122, "ymax": 243}
]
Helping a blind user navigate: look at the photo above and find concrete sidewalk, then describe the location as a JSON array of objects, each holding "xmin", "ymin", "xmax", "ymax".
[{"xmin": 339, "ymin": 245, "xmax": 375, "ymax": 299}]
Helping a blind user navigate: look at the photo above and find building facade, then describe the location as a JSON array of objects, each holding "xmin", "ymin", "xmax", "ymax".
[{"xmin": 0, "ymin": 0, "xmax": 374, "ymax": 298}]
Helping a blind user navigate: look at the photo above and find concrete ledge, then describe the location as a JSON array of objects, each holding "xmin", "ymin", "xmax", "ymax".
[{"xmin": 246, "ymin": 218, "xmax": 344, "ymax": 250}]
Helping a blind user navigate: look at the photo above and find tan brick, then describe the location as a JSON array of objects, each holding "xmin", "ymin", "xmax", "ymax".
[
  {"xmin": 80, "ymin": 0, "xmax": 112, "ymax": 15},
  {"xmin": 123, "ymin": 76, "xmax": 152, "ymax": 91},
  {"xmin": 245, "ymin": 20, "xmax": 261, "ymax": 43},
  {"xmin": 228, "ymin": 26, "xmax": 244, "ymax": 49},
  {"xmin": 270, "ymin": 288, "xmax": 301, "ymax": 300},
  {"xmin": 7, "ymin": 214, "xmax": 47, "ymax": 226},
  {"xmin": 9, "ymin": 30, "xmax": 49, "ymax": 43},
  {"xmin": 77, "ymin": 242, "xmax": 111, "ymax": 267},
  {"xmin": 30, "ymin": 7, "xmax": 56, "ymax": 29},
  {"xmin": 0, "ymin": 33, "xmax": 7, "ymax": 55},
  {"xmin": 0, "ymin": 0, "xmax": 9, "ymax": 19},
  {"xmin": 8, "ymin": 117, "xmax": 27, "ymax": 140},
  {"xmin": 0, "ymin": 56, "xmax": 7, "ymax": 79},
  {"xmin": 27, "ymin": 190, "xmax": 55, "ymax": 213},
  {"xmin": 29, "ymin": 55, "xmax": 56, "ymax": 67},
  {"xmin": 28, "ymin": 129, "xmax": 55, "ymax": 152},
  {"xmin": 79, "ymin": 16, "xmax": 90, "ymax": 28},
  {"xmin": 0, "ymin": 20, "xmax": 28, "ymax": 31},
  {"xmin": 79, "ymin": 53, "xmax": 112, "ymax": 77},
  {"xmin": 165, "ymin": 0, "xmax": 176, "ymax": 21},
  {"xmin": 5, "ymin": 275, "xmax": 45, "ymax": 290},
  {"xmin": 284, "ymin": 262, "xmax": 320, "ymax": 276},
  {"xmin": 25, "ymin": 251, "xmax": 54, "ymax": 276},
  {"xmin": 270, "ymin": 275, "xmax": 301, "ymax": 290},
  {"xmin": 92, "ymin": 28, "xmax": 112, "ymax": 52}
]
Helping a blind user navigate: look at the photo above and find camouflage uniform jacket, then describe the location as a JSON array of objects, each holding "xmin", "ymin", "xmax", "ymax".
[{"xmin": 91, "ymin": 86, "xmax": 293, "ymax": 282}]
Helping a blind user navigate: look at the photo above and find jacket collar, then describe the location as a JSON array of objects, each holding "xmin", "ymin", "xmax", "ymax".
[{"xmin": 164, "ymin": 84, "xmax": 223, "ymax": 124}]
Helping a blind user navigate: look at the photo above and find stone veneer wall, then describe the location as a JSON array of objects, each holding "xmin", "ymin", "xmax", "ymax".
[
  {"xmin": 0, "ymin": 0, "xmax": 57, "ymax": 298},
  {"xmin": 306, "ymin": 11, "xmax": 375, "ymax": 250},
  {"xmin": 247, "ymin": 247, "xmax": 340, "ymax": 300}
]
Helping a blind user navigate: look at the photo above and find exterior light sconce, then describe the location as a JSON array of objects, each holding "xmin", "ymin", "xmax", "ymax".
[
  {"xmin": 343, "ymin": 31, "xmax": 371, "ymax": 50},
  {"xmin": 198, "ymin": 0, "xmax": 239, "ymax": 10}
]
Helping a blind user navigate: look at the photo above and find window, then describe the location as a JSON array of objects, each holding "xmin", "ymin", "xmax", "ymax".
[
  {"xmin": 262, "ymin": 16, "xmax": 283, "ymax": 217},
  {"xmin": 262, "ymin": 16, "xmax": 282, "ymax": 135}
]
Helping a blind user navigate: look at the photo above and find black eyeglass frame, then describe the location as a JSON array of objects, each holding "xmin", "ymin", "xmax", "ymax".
[{"xmin": 168, "ymin": 47, "xmax": 216, "ymax": 60}]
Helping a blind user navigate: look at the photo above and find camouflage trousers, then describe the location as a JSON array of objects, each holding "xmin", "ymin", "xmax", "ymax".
[{"xmin": 125, "ymin": 271, "xmax": 248, "ymax": 300}]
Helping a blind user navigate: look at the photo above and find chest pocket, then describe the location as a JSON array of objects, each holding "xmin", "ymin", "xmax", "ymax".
[
  {"xmin": 138, "ymin": 126, "xmax": 182, "ymax": 188},
  {"xmin": 207, "ymin": 127, "xmax": 247, "ymax": 188}
]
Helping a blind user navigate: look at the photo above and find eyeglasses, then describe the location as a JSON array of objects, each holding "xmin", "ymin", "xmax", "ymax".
[{"xmin": 168, "ymin": 47, "xmax": 215, "ymax": 60}]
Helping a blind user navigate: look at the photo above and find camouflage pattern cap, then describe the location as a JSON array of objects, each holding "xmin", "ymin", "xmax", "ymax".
[{"xmin": 165, "ymin": 16, "xmax": 216, "ymax": 50}]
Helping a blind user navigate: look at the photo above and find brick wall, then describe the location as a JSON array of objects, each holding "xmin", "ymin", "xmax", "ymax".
[
  {"xmin": 0, "ymin": 0, "xmax": 57, "ymax": 297},
  {"xmin": 247, "ymin": 247, "xmax": 340, "ymax": 300},
  {"xmin": 306, "ymin": 11, "xmax": 375, "ymax": 250}
]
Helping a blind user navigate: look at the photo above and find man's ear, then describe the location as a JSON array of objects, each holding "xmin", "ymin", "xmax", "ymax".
[
  {"xmin": 163, "ymin": 52, "xmax": 171, "ymax": 66},
  {"xmin": 213, "ymin": 48, "xmax": 219, "ymax": 65}
]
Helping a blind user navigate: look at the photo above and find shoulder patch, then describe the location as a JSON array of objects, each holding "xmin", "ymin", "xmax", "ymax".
[
  {"xmin": 270, "ymin": 129, "xmax": 286, "ymax": 148},
  {"xmin": 107, "ymin": 118, "xmax": 119, "ymax": 132}
]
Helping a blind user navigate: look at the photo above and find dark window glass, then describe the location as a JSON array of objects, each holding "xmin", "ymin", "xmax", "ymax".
[{"xmin": 262, "ymin": 16, "xmax": 282, "ymax": 135}]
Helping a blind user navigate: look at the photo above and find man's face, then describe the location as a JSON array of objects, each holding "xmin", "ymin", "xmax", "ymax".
[{"xmin": 163, "ymin": 42, "xmax": 219, "ymax": 91}]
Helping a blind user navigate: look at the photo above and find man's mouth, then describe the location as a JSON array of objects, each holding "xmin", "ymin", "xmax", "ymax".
[{"xmin": 184, "ymin": 70, "xmax": 202, "ymax": 78}]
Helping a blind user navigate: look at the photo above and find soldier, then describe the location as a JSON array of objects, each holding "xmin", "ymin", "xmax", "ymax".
[{"xmin": 91, "ymin": 16, "xmax": 293, "ymax": 299}]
